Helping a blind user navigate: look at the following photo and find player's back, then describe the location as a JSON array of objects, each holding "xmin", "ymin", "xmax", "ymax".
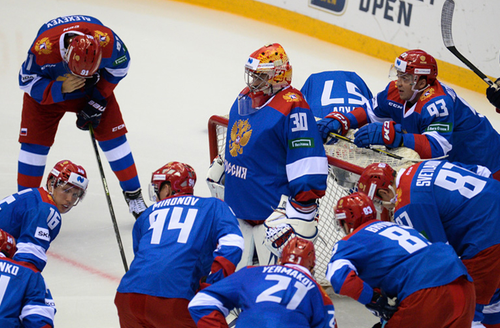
[
  {"xmin": 203, "ymin": 264, "xmax": 333, "ymax": 328},
  {"xmin": 118, "ymin": 195, "xmax": 238, "ymax": 300},
  {"xmin": 300, "ymin": 70, "xmax": 373, "ymax": 118},
  {"xmin": 331, "ymin": 220, "xmax": 468, "ymax": 302},
  {"xmin": 0, "ymin": 257, "xmax": 54, "ymax": 327}
]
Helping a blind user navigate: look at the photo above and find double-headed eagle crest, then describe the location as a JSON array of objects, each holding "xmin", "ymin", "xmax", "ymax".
[{"xmin": 229, "ymin": 119, "xmax": 252, "ymax": 157}]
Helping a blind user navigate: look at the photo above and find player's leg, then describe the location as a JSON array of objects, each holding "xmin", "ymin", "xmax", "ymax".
[
  {"xmin": 18, "ymin": 94, "xmax": 63, "ymax": 191},
  {"xmin": 145, "ymin": 296, "xmax": 197, "ymax": 328},
  {"xmin": 236, "ymin": 219, "xmax": 256, "ymax": 270},
  {"xmin": 93, "ymin": 94, "xmax": 146, "ymax": 219},
  {"xmin": 253, "ymin": 223, "xmax": 276, "ymax": 266},
  {"xmin": 114, "ymin": 292, "xmax": 148, "ymax": 328},
  {"xmin": 483, "ymin": 289, "xmax": 500, "ymax": 328}
]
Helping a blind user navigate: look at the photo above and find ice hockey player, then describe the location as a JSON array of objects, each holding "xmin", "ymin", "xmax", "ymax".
[
  {"xmin": 0, "ymin": 160, "xmax": 88, "ymax": 272},
  {"xmin": 358, "ymin": 161, "xmax": 500, "ymax": 327},
  {"xmin": 328, "ymin": 192, "xmax": 475, "ymax": 328},
  {"xmin": 317, "ymin": 49, "xmax": 500, "ymax": 180},
  {"xmin": 300, "ymin": 70, "xmax": 373, "ymax": 119},
  {"xmin": 0, "ymin": 229, "xmax": 55, "ymax": 327},
  {"xmin": 18, "ymin": 15, "xmax": 147, "ymax": 219},
  {"xmin": 115, "ymin": 161, "xmax": 244, "ymax": 328},
  {"xmin": 207, "ymin": 43, "xmax": 328, "ymax": 269},
  {"xmin": 188, "ymin": 237, "xmax": 337, "ymax": 328}
]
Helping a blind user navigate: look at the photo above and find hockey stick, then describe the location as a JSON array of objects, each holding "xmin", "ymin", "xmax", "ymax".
[
  {"xmin": 441, "ymin": 0, "xmax": 498, "ymax": 89},
  {"xmin": 329, "ymin": 132, "xmax": 406, "ymax": 161},
  {"xmin": 89, "ymin": 125, "xmax": 129, "ymax": 273}
]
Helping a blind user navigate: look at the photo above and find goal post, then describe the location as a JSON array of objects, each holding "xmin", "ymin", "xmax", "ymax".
[{"xmin": 207, "ymin": 114, "xmax": 419, "ymax": 286}]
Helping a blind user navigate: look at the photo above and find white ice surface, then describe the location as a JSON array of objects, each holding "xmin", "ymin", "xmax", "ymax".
[{"xmin": 1, "ymin": 0, "xmax": 498, "ymax": 327}]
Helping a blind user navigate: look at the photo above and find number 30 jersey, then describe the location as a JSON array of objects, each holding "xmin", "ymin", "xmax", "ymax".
[
  {"xmin": 189, "ymin": 263, "xmax": 336, "ymax": 328},
  {"xmin": 117, "ymin": 195, "xmax": 244, "ymax": 301},
  {"xmin": 395, "ymin": 160, "xmax": 500, "ymax": 259},
  {"xmin": 326, "ymin": 221, "xmax": 469, "ymax": 304}
]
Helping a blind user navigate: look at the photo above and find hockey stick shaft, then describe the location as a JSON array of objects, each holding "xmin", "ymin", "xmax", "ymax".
[
  {"xmin": 441, "ymin": 0, "xmax": 498, "ymax": 89},
  {"xmin": 329, "ymin": 132, "xmax": 405, "ymax": 161},
  {"xmin": 89, "ymin": 125, "xmax": 129, "ymax": 272}
]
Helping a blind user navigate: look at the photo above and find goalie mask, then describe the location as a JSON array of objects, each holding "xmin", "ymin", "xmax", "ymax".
[
  {"xmin": 0, "ymin": 229, "xmax": 16, "ymax": 259},
  {"xmin": 335, "ymin": 192, "xmax": 376, "ymax": 234},
  {"xmin": 357, "ymin": 163, "xmax": 396, "ymax": 201},
  {"xmin": 47, "ymin": 160, "xmax": 89, "ymax": 205},
  {"xmin": 149, "ymin": 161, "xmax": 197, "ymax": 202},
  {"xmin": 239, "ymin": 43, "xmax": 292, "ymax": 115},
  {"xmin": 280, "ymin": 237, "xmax": 316, "ymax": 272},
  {"xmin": 64, "ymin": 34, "xmax": 102, "ymax": 78}
]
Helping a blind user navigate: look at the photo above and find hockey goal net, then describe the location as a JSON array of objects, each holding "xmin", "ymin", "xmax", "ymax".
[{"xmin": 208, "ymin": 115, "xmax": 420, "ymax": 286}]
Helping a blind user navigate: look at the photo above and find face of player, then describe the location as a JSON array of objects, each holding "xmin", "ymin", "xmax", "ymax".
[
  {"xmin": 378, "ymin": 188, "xmax": 396, "ymax": 210},
  {"xmin": 50, "ymin": 184, "xmax": 84, "ymax": 214},
  {"xmin": 396, "ymin": 73, "xmax": 428, "ymax": 102}
]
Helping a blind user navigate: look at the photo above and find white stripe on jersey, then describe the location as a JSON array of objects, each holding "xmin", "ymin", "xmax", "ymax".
[
  {"xmin": 218, "ymin": 234, "xmax": 245, "ymax": 251},
  {"xmin": 20, "ymin": 304, "xmax": 55, "ymax": 321},
  {"xmin": 16, "ymin": 242, "xmax": 47, "ymax": 262},
  {"xmin": 422, "ymin": 130, "xmax": 452, "ymax": 155},
  {"xmin": 286, "ymin": 157, "xmax": 328, "ymax": 182},
  {"xmin": 104, "ymin": 61, "xmax": 130, "ymax": 78},
  {"xmin": 188, "ymin": 292, "xmax": 229, "ymax": 317},
  {"xmin": 325, "ymin": 259, "xmax": 357, "ymax": 282}
]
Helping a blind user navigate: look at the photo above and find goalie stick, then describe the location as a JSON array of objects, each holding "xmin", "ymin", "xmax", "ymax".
[
  {"xmin": 89, "ymin": 125, "xmax": 129, "ymax": 273},
  {"xmin": 441, "ymin": 0, "xmax": 498, "ymax": 90}
]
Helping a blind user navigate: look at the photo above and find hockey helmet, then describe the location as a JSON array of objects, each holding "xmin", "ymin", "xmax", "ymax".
[
  {"xmin": 47, "ymin": 160, "xmax": 89, "ymax": 203},
  {"xmin": 280, "ymin": 237, "xmax": 316, "ymax": 272},
  {"xmin": 357, "ymin": 163, "xmax": 396, "ymax": 201},
  {"xmin": 335, "ymin": 192, "xmax": 376, "ymax": 233},
  {"xmin": 0, "ymin": 229, "xmax": 16, "ymax": 259},
  {"xmin": 149, "ymin": 161, "xmax": 197, "ymax": 202},
  {"xmin": 64, "ymin": 34, "xmax": 102, "ymax": 78},
  {"xmin": 391, "ymin": 49, "xmax": 438, "ymax": 85}
]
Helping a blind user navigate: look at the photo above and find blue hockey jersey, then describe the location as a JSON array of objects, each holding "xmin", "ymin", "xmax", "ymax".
[
  {"xmin": 189, "ymin": 263, "xmax": 336, "ymax": 328},
  {"xmin": 117, "ymin": 195, "xmax": 244, "ymax": 301},
  {"xmin": 351, "ymin": 80, "xmax": 500, "ymax": 172},
  {"xmin": 0, "ymin": 188, "xmax": 62, "ymax": 272},
  {"xmin": 0, "ymin": 256, "xmax": 54, "ymax": 328},
  {"xmin": 394, "ymin": 160, "xmax": 500, "ymax": 259},
  {"xmin": 300, "ymin": 70, "xmax": 373, "ymax": 118},
  {"xmin": 224, "ymin": 86, "xmax": 328, "ymax": 222},
  {"xmin": 326, "ymin": 220, "xmax": 469, "ymax": 304},
  {"xmin": 19, "ymin": 15, "xmax": 130, "ymax": 105}
]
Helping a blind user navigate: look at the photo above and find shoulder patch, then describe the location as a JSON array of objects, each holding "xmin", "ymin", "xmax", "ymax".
[
  {"xmin": 424, "ymin": 122, "xmax": 452, "ymax": 133},
  {"xmin": 34, "ymin": 37, "xmax": 53, "ymax": 55},
  {"xmin": 282, "ymin": 92, "xmax": 303, "ymax": 102}
]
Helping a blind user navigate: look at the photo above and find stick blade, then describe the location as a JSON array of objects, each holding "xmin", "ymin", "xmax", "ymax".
[{"xmin": 441, "ymin": 0, "xmax": 455, "ymax": 48}]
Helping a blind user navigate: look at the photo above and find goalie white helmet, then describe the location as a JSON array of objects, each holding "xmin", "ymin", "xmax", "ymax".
[{"xmin": 263, "ymin": 196, "xmax": 319, "ymax": 257}]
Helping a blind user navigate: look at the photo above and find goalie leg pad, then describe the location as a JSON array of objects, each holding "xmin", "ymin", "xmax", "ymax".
[
  {"xmin": 206, "ymin": 154, "xmax": 225, "ymax": 200},
  {"xmin": 236, "ymin": 219, "xmax": 256, "ymax": 271}
]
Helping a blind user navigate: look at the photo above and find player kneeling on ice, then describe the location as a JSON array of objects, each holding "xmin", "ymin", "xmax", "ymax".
[
  {"xmin": 0, "ymin": 160, "xmax": 88, "ymax": 272},
  {"xmin": 327, "ymin": 192, "xmax": 475, "ymax": 328},
  {"xmin": 358, "ymin": 160, "xmax": 500, "ymax": 327},
  {"xmin": 188, "ymin": 237, "xmax": 337, "ymax": 328},
  {"xmin": 115, "ymin": 161, "xmax": 244, "ymax": 328},
  {"xmin": 0, "ymin": 229, "xmax": 55, "ymax": 328}
]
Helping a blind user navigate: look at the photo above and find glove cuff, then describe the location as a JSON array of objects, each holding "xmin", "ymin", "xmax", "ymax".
[
  {"xmin": 382, "ymin": 121, "xmax": 403, "ymax": 147},
  {"xmin": 325, "ymin": 112, "xmax": 350, "ymax": 135}
]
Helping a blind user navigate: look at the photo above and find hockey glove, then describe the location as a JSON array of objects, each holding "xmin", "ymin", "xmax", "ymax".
[
  {"xmin": 354, "ymin": 121, "xmax": 403, "ymax": 149},
  {"xmin": 486, "ymin": 78, "xmax": 500, "ymax": 109},
  {"xmin": 83, "ymin": 72, "xmax": 100, "ymax": 91},
  {"xmin": 365, "ymin": 291, "xmax": 398, "ymax": 322},
  {"xmin": 76, "ymin": 98, "xmax": 107, "ymax": 130},
  {"xmin": 317, "ymin": 112, "xmax": 350, "ymax": 143}
]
